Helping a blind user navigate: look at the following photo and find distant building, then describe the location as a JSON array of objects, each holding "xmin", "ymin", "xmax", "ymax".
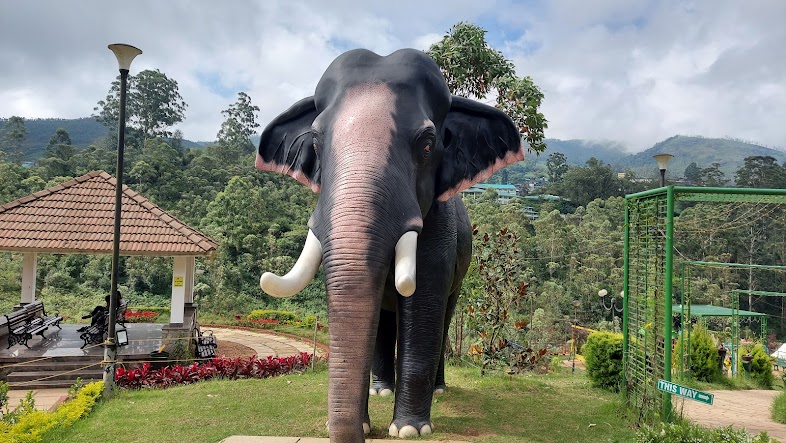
[
  {"xmin": 521, "ymin": 205, "xmax": 539, "ymax": 220},
  {"xmin": 461, "ymin": 183, "xmax": 519, "ymax": 204},
  {"xmin": 523, "ymin": 194, "xmax": 565, "ymax": 202}
]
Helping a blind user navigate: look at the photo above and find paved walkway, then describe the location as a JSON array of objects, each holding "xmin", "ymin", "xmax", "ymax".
[
  {"xmin": 679, "ymin": 389, "xmax": 786, "ymax": 440},
  {"xmin": 208, "ymin": 327, "xmax": 323, "ymax": 358},
  {"xmin": 221, "ymin": 437, "xmax": 469, "ymax": 443},
  {"xmin": 7, "ymin": 388, "xmax": 69, "ymax": 412}
]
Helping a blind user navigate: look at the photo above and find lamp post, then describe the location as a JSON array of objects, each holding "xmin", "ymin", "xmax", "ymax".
[
  {"xmin": 571, "ymin": 299, "xmax": 581, "ymax": 373},
  {"xmin": 598, "ymin": 289, "xmax": 624, "ymax": 321},
  {"xmin": 104, "ymin": 43, "xmax": 142, "ymax": 398},
  {"xmin": 653, "ymin": 153, "xmax": 673, "ymax": 187}
]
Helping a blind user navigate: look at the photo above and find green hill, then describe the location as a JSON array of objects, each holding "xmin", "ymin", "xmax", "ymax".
[
  {"xmin": 541, "ymin": 138, "xmax": 629, "ymax": 165},
  {"xmin": 0, "ymin": 117, "xmax": 209, "ymax": 161},
  {"xmin": 614, "ymin": 135, "xmax": 786, "ymax": 180}
]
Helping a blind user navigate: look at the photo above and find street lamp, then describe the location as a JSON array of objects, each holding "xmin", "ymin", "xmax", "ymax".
[
  {"xmin": 653, "ymin": 153, "xmax": 673, "ymax": 187},
  {"xmin": 598, "ymin": 289, "xmax": 624, "ymax": 320},
  {"xmin": 104, "ymin": 43, "xmax": 142, "ymax": 398},
  {"xmin": 571, "ymin": 299, "xmax": 581, "ymax": 373}
]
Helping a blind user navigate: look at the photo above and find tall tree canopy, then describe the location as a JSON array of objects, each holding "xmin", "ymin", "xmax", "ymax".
[
  {"xmin": 427, "ymin": 22, "xmax": 547, "ymax": 154},
  {"xmin": 0, "ymin": 116, "xmax": 28, "ymax": 164},
  {"xmin": 94, "ymin": 69, "xmax": 187, "ymax": 139}
]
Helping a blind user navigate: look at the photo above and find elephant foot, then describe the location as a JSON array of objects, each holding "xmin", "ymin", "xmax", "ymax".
[
  {"xmin": 369, "ymin": 381, "xmax": 394, "ymax": 396},
  {"xmin": 325, "ymin": 420, "xmax": 371, "ymax": 435},
  {"xmin": 434, "ymin": 384, "xmax": 446, "ymax": 394},
  {"xmin": 388, "ymin": 420, "xmax": 433, "ymax": 438}
]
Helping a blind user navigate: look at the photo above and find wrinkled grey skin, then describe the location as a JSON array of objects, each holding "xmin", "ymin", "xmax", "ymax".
[{"xmin": 257, "ymin": 48, "xmax": 523, "ymax": 442}]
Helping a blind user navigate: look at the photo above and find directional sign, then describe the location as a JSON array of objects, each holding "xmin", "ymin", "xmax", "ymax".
[{"xmin": 656, "ymin": 379, "xmax": 713, "ymax": 405}]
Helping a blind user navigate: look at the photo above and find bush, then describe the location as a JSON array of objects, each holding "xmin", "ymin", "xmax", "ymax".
[
  {"xmin": 582, "ymin": 331, "xmax": 623, "ymax": 391},
  {"xmin": 739, "ymin": 343, "xmax": 773, "ymax": 388},
  {"xmin": 124, "ymin": 310, "xmax": 160, "ymax": 323},
  {"xmin": 0, "ymin": 381, "xmax": 103, "ymax": 442},
  {"xmin": 247, "ymin": 310, "xmax": 298, "ymax": 322},
  {"xmin": 675, "ymin": 325, "xmax": 719, "ymax": 382},
  {"xmin": 636, "ymin": 421, "xmax": 775, "ymax": 442}
]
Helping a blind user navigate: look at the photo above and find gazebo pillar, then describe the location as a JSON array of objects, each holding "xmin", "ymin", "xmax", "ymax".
[
  {"xmin": 169, "ymin": 256, "xmax": 195, "ymax": 326},
  {"xmin": 17, "ymin": 252, "xmax": 37, "ymax": 309}
]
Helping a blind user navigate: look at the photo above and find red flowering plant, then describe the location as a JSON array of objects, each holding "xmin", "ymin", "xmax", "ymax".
[
  {"xmin": 124, "ymin": 310, "xmax": 160, "ymax": 323},
  {"xmin": 115, "ymin": 352, "xmax": 318, "ymax": 389}
]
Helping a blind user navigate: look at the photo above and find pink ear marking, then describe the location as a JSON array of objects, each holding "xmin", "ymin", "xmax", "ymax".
[{"xmin": 437, "ymin": 147, "xmax": 525, "ymax": 202}]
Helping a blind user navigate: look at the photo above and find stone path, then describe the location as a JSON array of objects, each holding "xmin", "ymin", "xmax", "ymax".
[
  {"xmin": 221, "ymin": 437, "xmax": 470, "ymax": 443},
  {"xmin": 678, "ymin": 389, "xmax": 786, "ymax": 440},
  {"xmin": 6, "ymin": 388, "xmax": 68, "ymax": 412},
  {"xmin": 209, "ymin": 327, "xmax": 323, "ymax": 358}
]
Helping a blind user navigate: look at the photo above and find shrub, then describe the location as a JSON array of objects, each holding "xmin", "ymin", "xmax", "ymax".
[
  {"xmin": 0, "ymin": 381, "xmax": 103, "ymax": 442},
  {"xmin": 739, "ymin": 343, "xmax": 773, "ymax": 388},
  {"xmin": 115, "ymin": 353, "xmax": 317, "ymax": 389},
  {"xmin": 636, "ymin": 421, "xmax": 775, "ymax": 442},
  {"xmin": 675, "ymin": 325, "xmax": 719, "ymax": 382},
  {"xmin": 582, "ymin": 331, "xmax": 623, "ymax": 391},
  {"xmin": 247, "ymin": 310, "xmax": 298, "ymax": 322}
]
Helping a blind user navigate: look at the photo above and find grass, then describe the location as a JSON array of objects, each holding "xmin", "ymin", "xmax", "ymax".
[
  {"xmin": 44, "ymin": 365, "xmax": 635, "ymax": 443},
  {"xmin": 772, "ymin": 391, "xmax": 786, "ymax": 424}
]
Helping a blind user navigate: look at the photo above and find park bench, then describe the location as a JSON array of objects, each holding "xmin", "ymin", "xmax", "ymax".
[
  {"xmin": 79, "ymin": 310, "xmax": 108, "ymax": 349},
  {"xmin": 193, "ymin": 325, "xmax": 217, "ymax": 359},
  {"xmin": 4, "ymin": 301, "xmax": 62, "ymax": 349},
  {"xmin": 78, "ymin": 299, "xmax": 129, "ymax": 349}
]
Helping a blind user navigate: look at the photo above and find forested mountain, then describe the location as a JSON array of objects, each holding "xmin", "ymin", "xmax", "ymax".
[
  {"xmin": 0, "ymin": 117, "xmax": 209, "ymax": 161},
  {"xmin": 614, "ymin": 135, "xmax": 786, "ymax": 180},
  {"xmin": 540, "ymin": 138, "xmax": 628, "ymax": 165}
]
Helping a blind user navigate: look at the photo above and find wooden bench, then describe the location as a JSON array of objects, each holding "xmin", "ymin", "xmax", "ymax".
[{"xmin": 4, "ymin": 301, "xmax": 62, "ymax": 349}]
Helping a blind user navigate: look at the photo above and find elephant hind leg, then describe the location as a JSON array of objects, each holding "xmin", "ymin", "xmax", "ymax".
[
  {"xmin": 370, "ymin": 308, "xmax": 396, "ymax": 396},
  {"xmin": 435, "ymin": 286, "xmax": 461, "ymax": 394}
]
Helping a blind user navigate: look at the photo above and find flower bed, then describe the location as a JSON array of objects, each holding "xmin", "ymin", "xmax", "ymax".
[
  {"xmin": 115, "ymin": 353, "xmax": 317, "ymax": 389},
  {"xmin": 124, "ymin": 310, "xmax": 160, "ymax": 323}
]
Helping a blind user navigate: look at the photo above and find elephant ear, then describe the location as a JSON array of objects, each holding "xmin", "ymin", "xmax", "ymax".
[
  {"xmin": 436, "ymin": 96, "xmax": 524, "ymax": 202},
  {"xmin": 256, "ymin": 96, "xmax": 321, "ymax": 192}
]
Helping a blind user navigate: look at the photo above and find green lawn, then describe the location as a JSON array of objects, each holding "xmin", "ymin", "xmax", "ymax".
[{"xmin": 45, "ymin": 366, "xmax": 635, "ymax": 443}]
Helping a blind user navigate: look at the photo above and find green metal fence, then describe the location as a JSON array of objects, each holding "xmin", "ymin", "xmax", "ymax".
[{"xmin": 623, "ymin": 186, "xmax": 786, "ymax": 423}]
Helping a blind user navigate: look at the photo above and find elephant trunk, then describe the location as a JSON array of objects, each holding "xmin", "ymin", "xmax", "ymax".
[{"xmin": 322, "ymin": 220, "xmax": 392, "ymax": 442}]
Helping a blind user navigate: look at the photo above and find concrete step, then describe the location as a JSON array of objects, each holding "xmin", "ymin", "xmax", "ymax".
[
  {"xmin": 8, "ymin": 378, "xmax": 102, "ymax": 389},
  {"xmin": 5, "ymin": 360, "xmax": 103, "ymax": 372},
  {"xmin": 7, "ymin": 369, "xmax": 104, "ymax": 383}
]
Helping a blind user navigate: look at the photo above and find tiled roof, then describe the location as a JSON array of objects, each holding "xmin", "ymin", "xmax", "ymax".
[{"xmin": 0, "ymin": 171, "xmax": 217, "ymax": 256}]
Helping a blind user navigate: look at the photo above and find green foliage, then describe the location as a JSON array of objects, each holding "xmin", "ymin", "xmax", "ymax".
[
  {"xmin": 247, "ymin": 310, "xmax": 298, "ymax": 322},
  {"xmin": 772, "ymin": 391, "xmax": 786, "ymax": 424},
  {"xmin": 582, "ymin": 331, "xmax": 623, "ymax": 391},
  {"xmin": 739, "ymin": 343, "xmax": 773, "ymax": 388},
  {"xmin": 426, "ymin": 22, "xmax": 547, "ymax": 153},
  {"xmin": 636, "ymin": 421, "xmax": 775, "ymax": 443},
  {"xmin": 680, "ymin": 325, "xmax": 720, "ymax": 383},
  {"xmin": 0, "ymin": 381, "xmax": 103, "ymax": 442}
]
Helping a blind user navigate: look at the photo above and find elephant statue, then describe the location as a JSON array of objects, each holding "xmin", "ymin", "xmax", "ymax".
[{"xmin": 257, "ymin": 48, "xmax": 523, "ymax": 442}]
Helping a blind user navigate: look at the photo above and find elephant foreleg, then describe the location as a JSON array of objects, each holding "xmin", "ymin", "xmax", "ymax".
[{"xmin": 370, "ymin": 308, "xmax": 396, "ymax": 396}]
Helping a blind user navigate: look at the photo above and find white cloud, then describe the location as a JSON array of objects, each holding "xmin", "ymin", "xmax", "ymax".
[{"xmin": 1, "ymin": 0, "xmax": 785, "ymax": 151}]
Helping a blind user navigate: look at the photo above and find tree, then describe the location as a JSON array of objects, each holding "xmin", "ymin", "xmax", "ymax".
[
  {"xmin": 215, "ymin": 92, "xmax": 260, "ymax": 163},
  {"xmin": 546, "ymin": 152, "xmax": 568, "ymax": 183},
  {"xmin": 684, "ymin": 162, "xmax": 701, "ymax": 184},
  {"xmin": 735, "ymin": 156, "xmax": 786, "ymax": 189},
  {"xmin": 556, "ymin": 158, "xmax": 621, "ymax": 207},
  {"xmin": 39, "ymin": 128, "xmax": 76, "ymax": 179},
  {"xmin": 94, "ymin": 69, "xmax": 187, "ymax": 139},
  {"xmin": 698, "ymin": 163, "xmax": 729, "ymax": 187},
  {"xmin": 427, "ymin": 22, "xmax": 547, "ymax": 153},
  {"xmin": 0, "ymin": 116, "xmax": 28, "ymax": 164}
]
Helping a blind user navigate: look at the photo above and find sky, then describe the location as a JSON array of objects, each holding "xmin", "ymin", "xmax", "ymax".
[{"xmin": 1, "ymin": 0, "xmax": 785, "ymax": 153}]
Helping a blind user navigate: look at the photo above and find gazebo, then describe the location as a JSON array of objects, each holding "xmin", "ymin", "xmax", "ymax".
[{"xmin": 0, "ymin": 171, "xmax": 217, "ymax": 338}]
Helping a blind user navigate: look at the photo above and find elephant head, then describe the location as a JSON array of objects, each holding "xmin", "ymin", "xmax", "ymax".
[{"xmin": 257, "ymin": 48, "xmax": 523, "ymax": 441}]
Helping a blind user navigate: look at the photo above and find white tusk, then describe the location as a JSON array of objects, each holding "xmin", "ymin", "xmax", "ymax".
[
  {"xmin": 260, "ymin": 229, "xmax": 322, "ymax": 297},
  {"xmin": 394, "ymin": 231, "xmax": 418, "ymax": 297}
]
